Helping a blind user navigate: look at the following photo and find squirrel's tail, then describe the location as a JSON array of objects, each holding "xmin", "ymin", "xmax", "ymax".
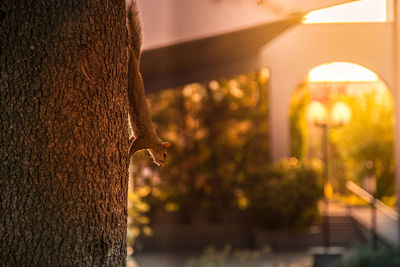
[{"xmin": 126, "ymin": 0, "xmax": 143, "ymax": 61}]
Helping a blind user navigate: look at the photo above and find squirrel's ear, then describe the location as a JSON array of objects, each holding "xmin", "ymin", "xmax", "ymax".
[{"xmin": 163, "ymin": 142, "xmax": 171, "ymax": 148}]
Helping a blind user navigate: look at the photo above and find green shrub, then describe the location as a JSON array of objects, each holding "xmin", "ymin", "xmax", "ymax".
[
  {"xmin": 127, "ymin": 190, "xmax": 152, "ymax": 246},
  {"xmin": 289, "ymin": 82, "xmax": 310, "ymax": 160},
  {"xmin": 332, "ymin": 245, "xmax": 400, "ymax": 267},
  {"xmin": 132, "ymin": 69, "xmax": 270, "ymax": 222},
  {"xmin": 245, "ymin": 158, "xmax": 323, "ymax": 230}
]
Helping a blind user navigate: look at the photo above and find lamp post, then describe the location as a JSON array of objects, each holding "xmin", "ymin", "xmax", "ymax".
[{"xmin": 307, "ymin": 100, "xmax": 352, "ymax": 249}]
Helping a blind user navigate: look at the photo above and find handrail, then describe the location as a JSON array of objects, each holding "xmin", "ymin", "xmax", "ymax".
[{"xmin": 346, "ymin": 181, "xmax": 399, "ymax": 221}]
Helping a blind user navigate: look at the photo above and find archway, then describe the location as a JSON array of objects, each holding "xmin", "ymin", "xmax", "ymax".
[{"xmin": 289, "ymin": 62, "xmax": 395, "ymax": 200}]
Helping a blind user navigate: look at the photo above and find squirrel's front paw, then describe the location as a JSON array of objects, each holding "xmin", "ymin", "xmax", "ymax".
[{"xmin": 128, "ymin": 137, "xmax": 136, "ymax": 155}]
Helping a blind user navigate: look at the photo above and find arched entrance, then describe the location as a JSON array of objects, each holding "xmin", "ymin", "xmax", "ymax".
[{"xmin": 290, "ymin": 62, "xmax": 395, "ymax": 199}]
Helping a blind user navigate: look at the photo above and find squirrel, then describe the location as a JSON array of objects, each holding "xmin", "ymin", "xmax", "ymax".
[{"xmin": 126, "ymin": 0, "xmax": 170, "ymax": 166}]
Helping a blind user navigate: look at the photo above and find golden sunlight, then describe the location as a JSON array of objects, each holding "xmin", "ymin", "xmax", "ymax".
[
  {"xmin": 308, "ymin": 62, "xmax": 378, "ymax": 82},
  {"xmin": 303, "ymin": 0, "xmax": 387, "ymax": 24},
  {"xmin": 307, "ymin": 101, "xmax": 328, "ymax": 125}
]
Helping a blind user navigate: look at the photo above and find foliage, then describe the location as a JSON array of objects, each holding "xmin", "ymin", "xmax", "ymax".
[
  {"xmin": 332, "ymin": 245, "xmax": 400, "ymax": 267},
  {"xmin": 289, "ymin": 82, "xmax": 310, "ymax": 160},
  {"xmin": 186, "ymin": 245, "xmax": 269, "ymax": 267},
  {"xmin": 131, "ymin": 69, "xmax": 270, "ymax": 222},
  {"xmin": 245, "ymin": 158, "xmax": 323, "ymax": 230},
  {"xmin": 127, "ymin": 190, "xmax": 152, "ymax": 246},
  {"xmin": 331, "ymin": 88, "xmax": 395, "ymax": 198}
]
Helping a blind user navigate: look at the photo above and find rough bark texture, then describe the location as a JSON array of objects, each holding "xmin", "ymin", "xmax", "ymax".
[{"xmin": 0, "ymin": 0, "xmax": 128, "ymax": 266}]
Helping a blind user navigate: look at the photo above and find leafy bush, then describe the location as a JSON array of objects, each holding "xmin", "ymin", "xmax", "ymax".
[
  {"xmin": 127, "ymin": 190, "xmax": 152, "ymax": 246},
  {"xmin": 289, "ymin": 82, "xmax": 310, "ymax": 160},
  {"xmin": 132, "ymin": 69, "xmax": 270, "ymax": 223},
  {"xmin": 332, "ymin": 245, "xmax": 400, "ymax": 267},
  {"xmin": 332, "ymin": 90, "xmax": 395, "ymax": 199},
  {"xmin": 245, "ymin": 158, "xmax": 323, "ymax": 230}
]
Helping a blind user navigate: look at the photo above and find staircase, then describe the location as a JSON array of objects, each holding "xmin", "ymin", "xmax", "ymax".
[{"xmin": 324, "ymin": 215, "xmax": 365, "ymax": 247}]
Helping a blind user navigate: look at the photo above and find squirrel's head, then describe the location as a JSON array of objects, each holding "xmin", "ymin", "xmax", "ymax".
[{"xmin": 148, "ymin": 141, "xmax": 171, "ymax": 167}]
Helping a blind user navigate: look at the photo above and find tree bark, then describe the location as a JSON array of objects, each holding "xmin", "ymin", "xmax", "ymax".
[{"xmin": 0, "ymin": 1, "xmax": 128, "ymax": 266}]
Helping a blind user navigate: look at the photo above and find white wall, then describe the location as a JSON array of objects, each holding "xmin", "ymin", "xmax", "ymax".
[
  {"xmin": 259, "ymin": 22, "xmax": 395, "ymax": 161},
  {"xmin": 138, "ymin": 0, "xmax": 279, "ymax": 49},
  {"xmin": 138, "ymin": 0, "xmax": 352, "ymax": 50}
]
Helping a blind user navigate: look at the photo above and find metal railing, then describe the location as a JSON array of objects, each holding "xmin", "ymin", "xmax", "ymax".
[{"xmin": 346, "ymin": 181, "xmax": 399, "ymax": 248}]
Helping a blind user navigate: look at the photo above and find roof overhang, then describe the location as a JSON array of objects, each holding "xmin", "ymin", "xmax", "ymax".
[{"xmin": 141, "ymin": 14, "xmax": 303, "ymax": 92}]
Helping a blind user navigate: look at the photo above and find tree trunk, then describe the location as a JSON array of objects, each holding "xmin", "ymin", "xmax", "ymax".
[{"xmin": 0, "ymin": 1, "xmax": 128, "ymax": 266}]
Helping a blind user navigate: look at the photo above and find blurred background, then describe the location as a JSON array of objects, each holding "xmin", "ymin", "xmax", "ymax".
[{"xmin": 128, "ymin": 0, "xmax": 400, "ymax": 266}]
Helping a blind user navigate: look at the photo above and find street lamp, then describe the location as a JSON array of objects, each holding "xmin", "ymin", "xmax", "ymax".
[{"xmin": 307, "ymin": 100, "xmax": 352, "ymax": 249}]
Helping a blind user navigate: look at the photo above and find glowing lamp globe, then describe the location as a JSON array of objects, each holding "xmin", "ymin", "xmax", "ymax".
[
  {"xmin": 331, "ymin": 101, "xmax": 352, "ymax": 126},
  {"xmin": 307, "ymin": 101, "xmax": 328, "ymax": 125}
]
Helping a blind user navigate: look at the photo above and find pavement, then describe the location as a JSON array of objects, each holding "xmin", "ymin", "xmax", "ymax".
[{"xmin": 131, "ymin": 251, "xmax": 313, "ymax": 267}]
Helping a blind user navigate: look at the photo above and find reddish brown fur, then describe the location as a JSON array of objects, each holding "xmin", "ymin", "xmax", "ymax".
[{"xmin": 126, "ymin": 0, "xmax": 169, "ymax": 166}]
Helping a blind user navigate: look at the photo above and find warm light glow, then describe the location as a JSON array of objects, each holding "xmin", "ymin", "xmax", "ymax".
[
  {"xmin": 307, "ymin": 101, "xmax": 352, "ymax": 127},
  {"xmin": 325, "ymin": 183, "xmax": 334, "ymax": 199},
  {"xmin": 303, "ymin": 0, "xmax": 387, "ymax": 24},
  {"xmin": 331, "ymin": 101, "xmax": 352, "ymax": 125},
  {"xmin": 308, "ymin": 62, "xmax": 378, "ymax": 82},
  {"xmin": 307, "ymin": 101, "xmax": 328, "ymax": 125}
]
